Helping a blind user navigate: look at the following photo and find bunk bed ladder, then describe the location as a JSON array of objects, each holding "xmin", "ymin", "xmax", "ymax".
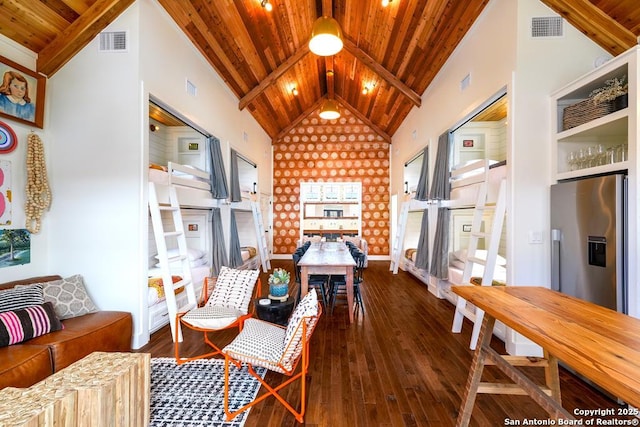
[
  {"xmin": 251, "ymin": 200, "xmax": 271, "ymax": 272},
  {"xmin": 390, "ymin": 201, "xmax": 411, "ymax": 274},
  {"xmin": 451, "ymin": 178, "xmax": 507, "ymax": 350},
  {"xmin": 148, "ymin": 182, "xmax": 198, "ymax": 343}
]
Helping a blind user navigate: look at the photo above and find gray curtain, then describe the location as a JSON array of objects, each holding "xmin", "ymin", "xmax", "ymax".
[
  {"xmin": 415, "ymin": 209, "xmax": 429, "ymax": 270},
  {"xmin": 429, "ymin": 207, "xmax": 450, "ymax": 279},
  {"xmin": 429, "ymin": 131, "xmax": 451, "ymax": 200},
  {"xmin": 229, "ymin": 210, "xmax": 243, "ymax": 268},
  {"xmin": 414, "ymin": 147, "xmax": 429, "ymax": 201},
  {"xmin": 211, "ymin": 207, "xmax": 228, "ymax": 276},
  {"xmin": 229, "ymin": 149, "xmax": 242, "ymax": 202},
  {"xmin": 209, "ymin": 137, "xmax": 229, "ymax": 199}
]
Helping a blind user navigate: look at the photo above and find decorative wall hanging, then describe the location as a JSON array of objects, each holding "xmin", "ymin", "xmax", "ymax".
[
  {"xmin": 25, "ymin": 133, "xmax": 51, "ymax": 233},
  {"xmin": 0, "ymin": 121, "xmax": 17, "ymax": 153},
  {"xmin": 0, "ymin": 160, "xmax": 11, "ymax": 225},
  {"xmin": 0, "ymin": 228, "xmax": 30, "ymax": 268},
  {"xmin": 0, "ymin": 55, "xmax": 46, "ymax": 128}
]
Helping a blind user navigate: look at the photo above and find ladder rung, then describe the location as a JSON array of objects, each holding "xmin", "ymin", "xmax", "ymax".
[
  {"xmin": 470, "ymin": 232, "xmax": 488, "ymax": 239},
  {"xmin": 163, "ymin": 231, "xmax": 183, "ymax": 238},
  {"xmin": 172, "ymin": 278, "xmax": 191, "ymax": 290},
  {"xmin": 167, "ymin": 254, "xmax": 187, "ymax": 263},
  {"xmin": 467, "ymin": 256, "xmax": 486, "ymax": 265},
  {"xmin": 159, "ymin": 206, "xmax": 179, "ymax": 212}
]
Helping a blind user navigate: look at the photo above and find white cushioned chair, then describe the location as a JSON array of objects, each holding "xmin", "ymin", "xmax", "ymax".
[
  {"xmin": 174, "ymin": 266, "xmax": 260, "ymax": 364},
  {"xmin": 222, "ymin": 288, "xmax": 322, "ymax": 423}
]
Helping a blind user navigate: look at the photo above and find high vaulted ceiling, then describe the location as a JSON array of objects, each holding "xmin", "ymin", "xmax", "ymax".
[{"xmin": 0, "ymin": 0, "xmax": 638, "ymax": 142}]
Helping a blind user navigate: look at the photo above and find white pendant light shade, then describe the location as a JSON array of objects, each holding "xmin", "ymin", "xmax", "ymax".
[
  {"xmin": 319, "ymin": 99, "xmax": 340, "ymax": 120},
  {"xmin": 309, "ymin": 16, "xmax": 344, "ymax": 56}
]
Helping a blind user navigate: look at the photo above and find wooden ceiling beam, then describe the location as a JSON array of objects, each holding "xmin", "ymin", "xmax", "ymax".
[
  {"xmin": 335, "ymin": 95, "xmax": 391, "ymax": 143},
  {"xmin": 36, "ymin": 0, "xmax": 135, "ymax": 76},
  {"xmin": 273, "ymin": 96, "xmax": 327, "ymax": 143},
  {"xmin": 239, "ymin": 43, "xmax": 310, "ymax": 110},
  {"xmin": 539, "ymin": 0, "xmax": 637, "ymax": 56},
  {"xmin": 343, "ymin": 38, "xmax": 422, "ymax": 108}
]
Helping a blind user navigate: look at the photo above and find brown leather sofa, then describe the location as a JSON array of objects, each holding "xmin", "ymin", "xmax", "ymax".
[{"xmin": 0, "ymin": 275, "xmax": 133, "ymax": 389}]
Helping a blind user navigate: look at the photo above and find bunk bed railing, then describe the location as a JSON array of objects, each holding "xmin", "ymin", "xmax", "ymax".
[
  {"xmin": 450, "ymin": 159, "xmax": 493, "ymax": 189},
  {"xmin": 167, "ymin": 161, "xmax": 211, "ymax": 191}
]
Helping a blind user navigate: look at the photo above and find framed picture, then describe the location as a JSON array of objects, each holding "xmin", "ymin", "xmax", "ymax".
[
  {"xmin": 0, "ymin": 55, "xmax": 46, "ymax": 128},
  {"xmin": 462, "ymin": 139, "xmax": 474, "ymax": 148}
]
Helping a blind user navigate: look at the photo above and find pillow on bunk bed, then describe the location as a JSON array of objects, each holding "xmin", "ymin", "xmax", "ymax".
[
  {"xmin": 450, "ymin": 249, "xmax": 507, "ymax": 266},
  {"xmin": 449, "ymin": 258, "xmax": 466, "ymax": 270},
  {"xmin": 148, "ymin": 276, "xmax": 185, "ymax": 304}
]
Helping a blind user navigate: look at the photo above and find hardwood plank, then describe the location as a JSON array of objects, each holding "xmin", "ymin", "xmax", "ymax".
[{"xmin": 137, "ymin": 261, "xmax": 632, "ymax": 426}]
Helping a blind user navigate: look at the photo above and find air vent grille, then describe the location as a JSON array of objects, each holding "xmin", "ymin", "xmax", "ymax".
[
  {"xmin": 99, "ymin": 31, "xmax": 128, "ymax": 52},
  {"xmin": 531, "ymin": 17, "xmax": 563, "ymax": 38}
]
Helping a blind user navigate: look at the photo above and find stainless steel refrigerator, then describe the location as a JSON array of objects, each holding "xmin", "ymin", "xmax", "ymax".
[{"xmin": 550, "ymin": 173, "xmax": 627, "ymax": 313}]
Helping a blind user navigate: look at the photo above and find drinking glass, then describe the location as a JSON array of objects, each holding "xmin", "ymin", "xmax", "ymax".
[{"xmin": 567, "ymin": 151, "xmax": 577, "ymax": 171}]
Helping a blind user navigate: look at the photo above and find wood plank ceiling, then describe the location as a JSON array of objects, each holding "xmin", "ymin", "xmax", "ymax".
[{"xmin": 0, "ymin": 0, "xmax": 638, "ymax": 142}]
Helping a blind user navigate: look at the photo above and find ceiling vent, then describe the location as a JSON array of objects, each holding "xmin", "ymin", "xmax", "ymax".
[
  {"xmin": 531, "ymin": 17, "xmax": 563, "ymax": 38},
  {"xmin": 99, "ymin": 31, "xmax": 128, "ymax": 52}
]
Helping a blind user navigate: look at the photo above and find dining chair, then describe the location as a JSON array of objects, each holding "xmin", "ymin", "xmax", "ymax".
[
  {"xmin": 222, "ymin": 289, "xmax": 322, "ymax": 423},
  {"xmin": 174, "ymin": 266, "xmax": 260, "ymax": 364},
  {"xmin": 292, "ymin": 251, "xmax": 329, "ymax": 307},
  {"xmin": 329, "ymin": 249, "xmax": 365, "ymax": 316}
]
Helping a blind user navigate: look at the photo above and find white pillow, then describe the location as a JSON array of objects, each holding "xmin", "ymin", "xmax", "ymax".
[
  {"xmin": 450, "ymin": 249, "xmax": 507, "ymax": 266},
  {"xmin": 155, "ymin": 248, "xmax": 206, "ymax": 261},
  {"xmin": 155, "ymin": 257, "xmax": 208, "ymax": 269}
]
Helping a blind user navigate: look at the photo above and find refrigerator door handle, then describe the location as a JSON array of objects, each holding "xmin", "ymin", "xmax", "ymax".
[{"xmin": 551, "ymin": 229, "xmax": 561, "ymax": 291}]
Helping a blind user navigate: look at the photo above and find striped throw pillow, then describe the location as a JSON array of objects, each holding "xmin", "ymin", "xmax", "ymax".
[
  {"xmin": 0, "ymin": 283, "xmax": 44, "ymax": 313},
  {"xmin": 0, "ymin": 302, "xmax": 63, "ymax": 347}
]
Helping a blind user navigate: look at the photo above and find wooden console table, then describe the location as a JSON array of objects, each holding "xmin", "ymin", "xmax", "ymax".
[{"xmin": 452, "ymin": 286, "xmax": 640, "ymax": 426}]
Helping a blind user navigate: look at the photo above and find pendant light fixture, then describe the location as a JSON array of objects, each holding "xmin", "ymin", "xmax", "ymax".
[
  {"xmin": 309, "ymin": 16, "xmax": 343, "ymax": 56},
  {"xmin": 319, "ymin": 98, "xmax": 340, "ymax": 120}
]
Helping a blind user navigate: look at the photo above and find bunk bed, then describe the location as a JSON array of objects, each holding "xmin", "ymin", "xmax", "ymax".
[
  {"xmin": 399, "ymin": 159, "xmax": 507, "ymax": 300},
  {"xmin": 147, "ymin": 162, "xmax": 217, "ymax": 333}
]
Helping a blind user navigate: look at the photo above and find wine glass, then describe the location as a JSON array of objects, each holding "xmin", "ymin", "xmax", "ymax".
[{"xmin": 567, "ymin": 151, "xmax": 577, "ymax": 171}]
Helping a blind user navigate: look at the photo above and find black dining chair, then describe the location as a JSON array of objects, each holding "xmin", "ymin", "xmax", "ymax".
[
  {"xmin": 329, "ymin": 249, "xmax": 365, "ymax": 316},
  {"xmin": 292, "ymin": 252, "xmax": 329, "ymax": 307}
]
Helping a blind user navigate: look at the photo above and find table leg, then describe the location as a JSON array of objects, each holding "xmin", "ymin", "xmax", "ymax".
[
  {"xmin": 456, "ymin": 315, "xmax": 495, "ymax": 427},
  {"xmin": 301, "ymin": 266, "xmax": 309, "ymax": 298},
  {"xmin": 346, "ymin": 265, "xmax": 354, "ymax": 323},
  {"xmin": 544, "ymin": 350, "xmax": 561, "ymax": 403}
]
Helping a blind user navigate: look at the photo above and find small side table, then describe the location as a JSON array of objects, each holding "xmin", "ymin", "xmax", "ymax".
[{"xmin": 254, "ymin": 297, "xmax": 295, "ymax": 326}]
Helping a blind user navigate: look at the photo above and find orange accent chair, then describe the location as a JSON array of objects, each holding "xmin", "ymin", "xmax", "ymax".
[
  {"xmin": 174, "ymin": 266, "xmax": 260, "ymax": 364},
  {"xmin": 222, "ymin": 288, "xmax": 322, "ymax": 423}
]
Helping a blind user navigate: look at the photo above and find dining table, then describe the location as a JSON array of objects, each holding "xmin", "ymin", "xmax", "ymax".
[{"xmin": 298, "ymin": 242, "xmax": 357, "ymax": 323}]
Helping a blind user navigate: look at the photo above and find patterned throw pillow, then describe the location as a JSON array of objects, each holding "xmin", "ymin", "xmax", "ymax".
[
  {"xmin": 281, "ymin": 289, "xmax": 318, "ymax": 370},
  {"xmin": 0, "ymin": 302, "xmax": 63, "ymax": 347},
  {"xmin": 206, "ymin": 266, "xmax": 259, "ymax": 314},
  {"xmin": 41, "ymin": 275, "xmax": 99, "ymax": 320},
  {"xmin": 0, "ymin": 283, "xmax": 44, "ymax": 313}
]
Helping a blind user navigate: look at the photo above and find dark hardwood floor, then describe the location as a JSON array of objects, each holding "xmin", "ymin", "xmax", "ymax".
[{"xmin": 137, "ymin": 260, "xmax": 629, "ymax": 426}]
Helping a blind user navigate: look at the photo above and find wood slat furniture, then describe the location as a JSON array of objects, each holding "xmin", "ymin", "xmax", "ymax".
[
  {"xmin": 452, "ymin": 285, "xmax": 640, "ymax": 427},
  {"xmin": 298, "ymin": 242, "xmax": 356, "ymax": 323}
]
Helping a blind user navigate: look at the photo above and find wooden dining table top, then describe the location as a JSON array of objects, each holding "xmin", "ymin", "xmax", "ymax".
[
  {"xmin": 298, "ymin": 242, "xmax": 356, "ymax": 267},
  {"xmin": 452, "ymin": 285, "xmax": 640, "ymax": 408}
]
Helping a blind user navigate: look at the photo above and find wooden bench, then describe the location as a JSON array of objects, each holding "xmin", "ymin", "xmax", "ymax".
[{"xmin": 452, "ymin": 286, "xmax": 640, "ymax": 426}]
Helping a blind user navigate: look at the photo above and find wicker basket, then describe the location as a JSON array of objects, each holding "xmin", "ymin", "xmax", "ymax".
[{"xmin": 562, "ymin": 98, "xmax": 615, "ymax": 131}]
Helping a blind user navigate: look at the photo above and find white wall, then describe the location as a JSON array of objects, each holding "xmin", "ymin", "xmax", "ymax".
[
  {"xmin": 0, "ymin": 38, "xmax": 51, "ymax": 281},
  {"xmin": 392, "ymin": 0, "xmax": 608, "ymax": 355},
  {"xmin": 24, "ymin": 0, "xmax": 272, "ymax": 349}
]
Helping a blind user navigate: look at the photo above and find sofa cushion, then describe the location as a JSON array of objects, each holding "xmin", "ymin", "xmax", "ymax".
[
  {"xmin": 40, "ymin": 274, "xmax": 99, "ymax": 320},
  {"xmin": 27, "ymin": 311, "xmax": 132, "ymax": 372},
  {"xmin": 0, "ymin": 344, "xmax": 53, "ymax": 389},
  {"xmin": 0, "ymin": 302, "xmax": 63, "ymax": 347},
  {"xmin": 0, "ymin": 283, "xmax": 44, "ymax": 312}
]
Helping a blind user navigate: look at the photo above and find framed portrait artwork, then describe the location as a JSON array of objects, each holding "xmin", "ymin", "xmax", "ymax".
[{"xmin": 0, "ymin": 55, "xmax": 46, "ymax": 128}]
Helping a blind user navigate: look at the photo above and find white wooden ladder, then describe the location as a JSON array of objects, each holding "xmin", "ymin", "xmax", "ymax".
[
  {"xmin": 451, "ymin": 178, "xmax": 507, "ymax": 350},
  {"xmin": 251, "ymin": 198, "xmax": 271, "ymax": 272},
  {"xmin": 148, "ymin": 182, "xmax": 198, "ymax": 342},
  {"xmin": 390, "ymin": 200, "xmax": 411, "ymax": 274}
]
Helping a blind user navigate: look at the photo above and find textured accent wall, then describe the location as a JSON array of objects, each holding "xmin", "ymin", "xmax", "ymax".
[{"xmin": 273, "ymin": 109, "xmax": 390, "ymax": 256}]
